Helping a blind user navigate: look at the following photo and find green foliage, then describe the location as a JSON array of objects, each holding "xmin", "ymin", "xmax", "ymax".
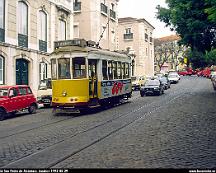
[
  {"xmin": 205, "ymin": 49, "xmax": 216, "ymax": 65},
  {"xmin": 205, "ymin": 0, "xmax": 216, "ymax": 22},
  {"xmin": 187, "ymin": 49, "xmax": 207, "ymax": 69},
  {"xmin": 156, "ymin": 0, "xmax": 216, "ymax": 54}
]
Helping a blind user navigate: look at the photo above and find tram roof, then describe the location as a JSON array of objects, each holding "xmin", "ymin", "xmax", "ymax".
[
  {"xmin": 52, "ymin": 45, "xmax": 130, "ymax": 58},
  {"xmin": 52, "ymin": 40, "xmax": 130, "ymax": 59}
]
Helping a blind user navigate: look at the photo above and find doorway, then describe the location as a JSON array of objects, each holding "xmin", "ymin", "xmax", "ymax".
[
  {"xmin": 16, "ymin": 59, "xmax": 29, "ymax": 85},
  {"xmin": 88, "ymin": 59, "xmax": 98, "ymax": 98}
]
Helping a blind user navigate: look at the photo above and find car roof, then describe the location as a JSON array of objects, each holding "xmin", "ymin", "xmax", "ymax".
[{"xmin": 0, "ymin": 85, "xmax": 29, "ymax": 89}]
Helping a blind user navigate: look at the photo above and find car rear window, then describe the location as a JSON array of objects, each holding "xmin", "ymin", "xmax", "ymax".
[{"xmin": 0, "ymin": 89, "xmax": 8, "ymax": 97}]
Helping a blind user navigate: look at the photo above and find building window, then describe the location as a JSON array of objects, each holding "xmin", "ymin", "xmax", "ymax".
[
  {"xmin": 18, "ymin": 1, "xmax": 28, "ymax": 48},
  {"xmin": 145, "ymin": 33, "xmax": 148, "ymax": 42},
  {"xmin": 59, "ymin": 19, "xmax": 66, "ymax": 40},
  {"xmin": 125, "ymin": 28, "xmax": 131, "ymax": 34},
  {"xmin": 39, "ymin": 62, "xmax": 47, "ymax": 81},
  {"xmin": 74, "ymin": 0, "xmax": 81, "ymax": 12},
  {"xmin": 124, "ymin": 28, "xmax": 133, "ymax": 40},
  {"xmin": 101, "ymin": 2, "xmax": 108, "ymax": 15},
  {"xmin": 0, "ymin": 0, "xmax": 5, "ymax": 42},
  {"xmin": 0, "ymin": 55, "xmax": 4, "ymax": 85},
  {"xmin": 39, "ymin": 10, "xmax": 47, "ymax": 52},
  {"xmin": 73, "ymin": 25, "xmax": 79, "ymax": 38}
]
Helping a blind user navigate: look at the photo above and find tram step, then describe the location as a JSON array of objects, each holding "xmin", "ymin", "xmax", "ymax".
[{"xmin": 88, "ymin": 104, "xmax": 100, "ymax": 108}]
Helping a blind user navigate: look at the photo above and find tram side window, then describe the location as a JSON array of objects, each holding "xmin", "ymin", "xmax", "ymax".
[
  {"xmin": 51, "ymin": 59, "xmax": 57, "ymax": 80},
  {"xmin": 129, "ymin": 63, "xmax": 131, "ymax": 78},
  {"xmin": 113, "ymin": 61, "xmax": 117, "ymax": 79},
  {"xmin": 108, "ymin": 61, "xmax": 113, "ymax": 80},
  {"xmin": 122, "ymin": 63, "xmax": 126, "ymax": 79},
  {"xmin": 73, "ymin": 57, "xmax": 86, "ymax": 79},
  {"xmin": 102, "ymin": 60, "xmax": 108, "ymax": 80},
  {"xmin": 58, "ymin": 58, "xmax": 71, "ymax": 79},
  {"xmin": 117, "ymin": 62, "xmax": 122, "ymax": 79},
  {"xmin": 125, "ymin": 63, "xmax": 129, "ymax": 78}
]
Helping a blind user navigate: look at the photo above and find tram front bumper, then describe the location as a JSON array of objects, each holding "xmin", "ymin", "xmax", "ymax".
[{"xmin": 53, "ymin": 106, "xmax": 80, "ymax": 114}]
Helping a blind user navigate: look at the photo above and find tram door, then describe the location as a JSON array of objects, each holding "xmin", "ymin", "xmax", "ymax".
[{"xmin": 88, "ymin": 60, "xmax": 98, "ymax": 98}]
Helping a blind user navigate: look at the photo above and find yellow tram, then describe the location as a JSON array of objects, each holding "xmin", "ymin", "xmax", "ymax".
[{"xmin": 50, "ymin": 39, "xmax": 132, "ymax": 113}]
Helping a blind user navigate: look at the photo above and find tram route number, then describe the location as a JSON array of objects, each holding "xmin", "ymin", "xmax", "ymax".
[{"xmin": 0, "ymin": 169, "xmax": 69, "ymax": 173}]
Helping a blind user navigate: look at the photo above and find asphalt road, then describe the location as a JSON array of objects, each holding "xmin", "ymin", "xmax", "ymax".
[{"xmin": 0, "ymin": 76, "xmax": 215, "ymax": 169}]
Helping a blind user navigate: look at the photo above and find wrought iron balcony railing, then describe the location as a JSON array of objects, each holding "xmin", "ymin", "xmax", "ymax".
[
  {"xmin": 101, "ymin": 3, "xmax": 108, "ymax": 15},
  {"xmin": 18, "ymin": 34, "xmax": 28, "ymax": 48},
  {"xmin": 39, "ymin": 40, "xmax": 47, "ymax": 52},
  {"xmin": 124, "ymin": 33, "xmax": 133, "ymax": 40}
]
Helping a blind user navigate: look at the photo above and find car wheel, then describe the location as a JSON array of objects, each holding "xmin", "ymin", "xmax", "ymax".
[
  {"xmin": 140, "ymin": 92, "xmax": 145, "ymax": 97},
  {"xmin": 0, "ymin": 108, "xmax": 6, "ymax": 121},
  {"xmin": 44, "ymin": 104, "xmax": 50, "ymax": 108},
  {"xmin": 28, "ymin": 104, "xmax": 37, "ymax": 114}
]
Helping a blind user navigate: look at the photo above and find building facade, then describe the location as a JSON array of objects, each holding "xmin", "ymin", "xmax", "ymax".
[
  {"xmin": 73, "ymin": 0, "xmax": 119, "ymax": 51},
  {"xmin": 118, "ymin": 17, "xmax": 155, "ymax": 77},
  {"xmin": 0, "ymin": 0, "xmax": 73, "ymax": 95}
]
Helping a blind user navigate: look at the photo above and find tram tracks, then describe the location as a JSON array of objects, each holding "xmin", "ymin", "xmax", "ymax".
[
  {"xmin": 1, "ymin": 78, "xmax": 202, "ymax": 168},
  {"xmin": 2, "ymin": 91, "xmax": 191, "ymax": 168}
]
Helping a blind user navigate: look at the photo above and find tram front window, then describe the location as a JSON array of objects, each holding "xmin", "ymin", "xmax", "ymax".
[
  {"xmin": 73, "ymin": 57, "xmax": 86, "ymax": 79},
  {"xmin": 51, "ymin": 59, "xmax": 57, "ymax": 80},
  {"xmin": 58, "ymin": 58, "xmax": 71, "ymax": 79}
]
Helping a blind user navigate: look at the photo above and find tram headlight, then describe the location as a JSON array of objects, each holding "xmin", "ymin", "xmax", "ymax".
[{"xmin": 62, "ymin": 90, "xmax": 67, "ymax": 97}]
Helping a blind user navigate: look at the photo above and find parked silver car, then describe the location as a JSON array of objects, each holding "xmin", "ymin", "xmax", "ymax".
[{"xmin": 168, "ymin": 74, "xmax": 180, "ymax": 84}]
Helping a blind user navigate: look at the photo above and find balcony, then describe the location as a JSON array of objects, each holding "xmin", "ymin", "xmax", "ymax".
[
  {"xmin": 150, "ymin": 37, "xmax": 153, "ymax": 44},
  {"xmin": 18, "ymin": 34, "xmax": 28, "ymax": 48},
  {"xmin": 73, "ymin": 2, "xmax": 81, "ymax": 12},
  {"xmin": 110, "ymin": 9, "xmax": 116, "ymax": 20},
  {"xmin": 39, "ymin": 40, "xmax": 47, "ymax": 52},
  {"xmin": 0, "ymin": 28, "xmax": 5, "ymax": 42},
  {"xmin": 101, "ymin": 3, "xmax": 108, "ymax": 15},
  {"xmin": 124, "ymin": 33, "xmax": 133, "ymax": 40}
]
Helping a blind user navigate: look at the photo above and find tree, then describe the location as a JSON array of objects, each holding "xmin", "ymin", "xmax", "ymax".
[
  {"xmin": 187, "ymin": 49, "xmax": 207, "ymax": 69},
  {"xmin": 205, "ymin": 0, "xmax": 216, "ymax": 22},
  {"xmin": 155, "ymin": 42, "xmax": 172, "ymax": 72},
  {"xmin": 205, "ymin": 49, "xmax": 216, "ymax": 65},
  {"xmin": 156, "ymin": 0, "xmax": 216, "ymax": 53},
  {"xmin": 154, "ymin": 41, "xmax": 183, "ymax": 72}
]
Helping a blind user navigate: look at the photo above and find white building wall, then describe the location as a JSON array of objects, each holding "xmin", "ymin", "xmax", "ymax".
[{"xmin": 0, "ymin": 0, "xmax": 74, "ymax": 96}]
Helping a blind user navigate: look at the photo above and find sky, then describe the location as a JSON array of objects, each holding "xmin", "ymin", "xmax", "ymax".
[{"xmin": 118, "ymin": 0, "xmax": 176, "ymax": 38}]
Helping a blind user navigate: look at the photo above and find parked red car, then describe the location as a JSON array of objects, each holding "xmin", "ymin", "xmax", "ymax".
[
  {"xmin": 203, "ymin": 68, "xmax": 211, "ymax": 78},
  {"xmin": 0, "ymin": 85, "xmax": 37, "ymax": 120},
  {"xmin": 178, "ymin": 71, "xmax": 189, "ymax": 76}
]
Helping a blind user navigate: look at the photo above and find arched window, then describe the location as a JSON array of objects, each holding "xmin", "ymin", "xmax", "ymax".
[
  {"xmin": 0, "ymin": 0, "xmax": 5, "ymax": 42},
  {"xmin": 18, "ymin": 1, "xmax": 28, "ymax": 47},
  {"xmin": 39, "ymin": 10, "xmax": 47, "ymax": 52},
  {"xmin": 0, "ymin": 55, "xmax": 4, "ymax": 85}
]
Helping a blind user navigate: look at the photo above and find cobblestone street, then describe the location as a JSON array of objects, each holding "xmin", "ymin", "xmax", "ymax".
[{"xmin": 0, "ymin": 76, "xmax": 215, "ymax": 169}]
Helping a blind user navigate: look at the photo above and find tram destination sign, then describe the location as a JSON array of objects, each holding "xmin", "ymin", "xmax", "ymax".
[{"xmin": 54, "ymin": 39, "xmax": 87, "ymax": 49}]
